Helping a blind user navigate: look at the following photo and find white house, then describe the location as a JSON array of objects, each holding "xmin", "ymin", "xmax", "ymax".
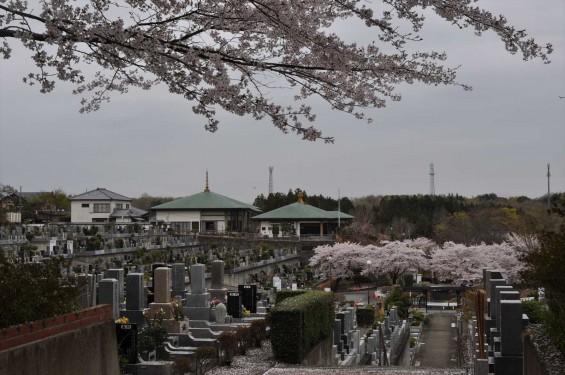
[{"xmin": 70, "ymin": 188, "xmax": 145, "ymax": 223}]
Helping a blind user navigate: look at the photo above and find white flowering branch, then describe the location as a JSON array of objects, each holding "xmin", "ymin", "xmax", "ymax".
[{"xmin": 0, "ymin": 0, "xmax": 552, "ymax": 142}]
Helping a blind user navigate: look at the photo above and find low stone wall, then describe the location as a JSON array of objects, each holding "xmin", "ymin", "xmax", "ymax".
[{"xmin": 0, "ymin": 305, "xmax": 119, "ymax": 375}]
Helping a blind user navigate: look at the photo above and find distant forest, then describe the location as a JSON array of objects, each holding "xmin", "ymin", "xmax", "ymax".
[
  {"xmin": 132, "ymin": 190, "xmax": 564, "ymax": 245},
  {"xmin": 350, "ymin": 193, "xmax": 564, "ymax": 245}
]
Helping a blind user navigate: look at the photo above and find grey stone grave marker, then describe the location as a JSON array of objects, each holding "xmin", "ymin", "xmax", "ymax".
[{"xmin": 99, "ymin": 278, "xmax": 119, "ymax": 319}]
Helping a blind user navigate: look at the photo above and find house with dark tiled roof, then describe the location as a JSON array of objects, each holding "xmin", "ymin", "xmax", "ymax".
[
  {"xmin": 150, "ymin": 173, "xmax": 260, "ymax": 233},
  {"xmin": 251, "ymin": 190, "xmax": 353, "ymax": 238},
  {"xmin": 70, "ymin": 188, "xmax": 146, "ymax": 223}
]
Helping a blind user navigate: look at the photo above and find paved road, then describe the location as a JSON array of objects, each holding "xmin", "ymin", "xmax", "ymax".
[{"xmin": 414, "ymin": 312, "xmax": 458, "ymax": 368}]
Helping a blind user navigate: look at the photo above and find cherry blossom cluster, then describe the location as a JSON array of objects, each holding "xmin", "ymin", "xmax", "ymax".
[
  {"xmin": 311, "ymin": 234, "xmax": 532, "ymax": 286},
  {"xmin": 0, "ymin": 1, "xmax": 551, "ymax": 141}
]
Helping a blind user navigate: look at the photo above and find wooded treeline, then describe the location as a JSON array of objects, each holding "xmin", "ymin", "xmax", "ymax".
[
  {"xmin": 252, "ymin": 188, "xmax": 354, "ymax": 213},
  {"xmin": 352, "ymin": 193, "xmax": 564, "ymax": 245}
]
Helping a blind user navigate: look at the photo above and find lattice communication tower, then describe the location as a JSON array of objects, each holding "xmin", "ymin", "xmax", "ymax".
[{"xmin": 429, "ymin": 163, "xmax": 435, "ymax": 196}]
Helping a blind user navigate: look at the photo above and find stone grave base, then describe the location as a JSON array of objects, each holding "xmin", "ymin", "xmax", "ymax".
[
  {"xmin": 494, "ymin": 354, "xmax": 522, "ymax": 375},
  {"xmin": 184, "ymin": 306, "xmax": 211, "ymax": 321},
  {"xmin": 185, "ymin": 293, "xmax": 210, "ymax": 307}
]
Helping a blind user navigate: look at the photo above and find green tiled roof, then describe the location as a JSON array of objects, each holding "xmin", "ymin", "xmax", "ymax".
[
  {"xmin": 325, "ymin": 211, "xmax": 355, "ymax": 220},
  {"xmin": 151, "ymin": 191, "xmax": 260, "ymax": 211},
  {"xmin": 252, "ymin": 202, "xmax": 353, "ymax": 220}
]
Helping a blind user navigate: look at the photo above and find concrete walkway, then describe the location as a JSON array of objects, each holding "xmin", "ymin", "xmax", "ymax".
[{"xmin": 413, "ymin": 311, "xmax": 458, "ymax": 368}]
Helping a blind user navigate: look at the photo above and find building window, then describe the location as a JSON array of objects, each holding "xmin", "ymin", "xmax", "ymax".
[
  {"xmin": 262, "ymin": 227, "xmax": 266, "ymax": 231},
  {"xmin": 192, "ymin": 222, "xmax": 199, "ymax": 231},
  {"xmin": 93, "ymin": 203, "xmax": 110, "ymax": 213},
  {"xmin": 115, "ymin": 203, "xmax": 123, "ymax": 209},
  {"xmin": 82, "ymin": 203, "xmax": 89, "ymax": 208},
  {"xmin": 126, "ymin": 204, "xmax": 130, "ymax": 209}
]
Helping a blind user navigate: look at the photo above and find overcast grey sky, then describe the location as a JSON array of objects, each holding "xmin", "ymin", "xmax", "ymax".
[{"xmin": 0, "ymin": 0, "xmax": 564, "ymax": 204}]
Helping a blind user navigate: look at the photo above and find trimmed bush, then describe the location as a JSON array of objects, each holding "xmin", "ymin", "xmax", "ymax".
[
  {"xmin": 236, "ymin": 326, "xmax": 252, "ymax": 354},
  {"xmin": 275, "ymin": 290, "xmax": 308, "ymax": 304},
  {"xmin": 218, "ymin": 331, "xmax": 238, "ymax": 365},
  {"xmin": 356, "ymin": 307, "xmax": 375, "ymax": 327},
  {"xmin": 271, "ymin": 291, "xmax": 334, "ymax": 363}
]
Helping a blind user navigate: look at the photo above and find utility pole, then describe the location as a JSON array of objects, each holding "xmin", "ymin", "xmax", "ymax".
[
  {"xmin": 268, "ymin": 166, "xmax": 274, "ymax": 195},
  {"xmin": 338, "ymin": 188, "xmax": 341, "ymax": 228},
  {"xmin": 547, "ymin": 164, "xmax": 551, "ymax": 209}
]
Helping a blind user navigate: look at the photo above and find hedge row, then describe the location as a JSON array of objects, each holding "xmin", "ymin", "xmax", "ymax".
[
  {"xmin": 275, "ymin": 290, "xmax": 308, "ymax": 304},
  {"xmin": 271, "ymin": 291, "xmax": 334, "ymax": 364},
  {"xmin": 356, "ymin": 307, "xmax": 375, "ymax": 327}
]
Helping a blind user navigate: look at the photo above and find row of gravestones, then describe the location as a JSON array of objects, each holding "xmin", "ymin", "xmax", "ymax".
[
  {"xmin": 78, "ymin": 260, "xmax": 263, "ymax": 324},
  {"xmin": 85, "ymin": 260, "xmax": 268, "ymax": 366},
  {"xmin": 471, "ymin": 269, "xmax": 528, "ymax": 375},
  {"xmin": 332, "ymin": 306, "xmax": 404, "ymax": 366}
]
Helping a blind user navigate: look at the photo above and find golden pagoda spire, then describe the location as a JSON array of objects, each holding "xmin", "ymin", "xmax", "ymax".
[
  {"xmin": 204, "ymin": 170, "xmax": 210, "ymax": 192},
  {"xmin": 297, "ymin": 189, "xmax": 304, "ymax": 203}
]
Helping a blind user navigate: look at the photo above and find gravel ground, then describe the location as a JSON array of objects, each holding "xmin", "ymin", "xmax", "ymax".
[
  {"xmin": 204, "ymin": 340, "xmax": 467, "ymax": 375},
  {"xmin": 206, "ymin": 341, "xmax": 277, "ymax": 375}
]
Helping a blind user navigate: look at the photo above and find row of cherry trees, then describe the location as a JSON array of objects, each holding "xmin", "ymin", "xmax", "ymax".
[{"xmin": 310, "ymin": 234, "xmax": 535, "ymax": 286}]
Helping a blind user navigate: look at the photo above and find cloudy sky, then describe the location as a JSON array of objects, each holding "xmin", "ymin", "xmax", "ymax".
[{"xmin": 1, "ymin": 0, "xmax": 564, "ymax": 204}]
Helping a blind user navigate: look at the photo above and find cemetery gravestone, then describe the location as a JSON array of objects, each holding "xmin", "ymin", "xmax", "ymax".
[
  {"xmin": 99, "ymin": 278, "xmax": 119, "ymax": 319},
  {"xmin": 238, "ymin": 284, "xmax": 257, "ymax": 313},
  {"xmin": 227, "ymin": 292, "xmax": 242, "ymax": 318}
]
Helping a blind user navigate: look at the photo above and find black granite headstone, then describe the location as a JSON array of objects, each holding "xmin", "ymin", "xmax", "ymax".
[
  {"xmin": 116, "ymin": 323, "xmax": 138, "ymax": 364},
  {"xmin": 227, "ymin": 291, "xmax": 242, "ymax": 318},
  {"xmin": 238, "ymin": 284, "xmax": 257, "ymax": 313}
]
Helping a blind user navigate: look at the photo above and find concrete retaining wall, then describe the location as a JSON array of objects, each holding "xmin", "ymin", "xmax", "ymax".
[{"xmin": 0, "ymin": 305, "xmax": 119, "ymax": 375}]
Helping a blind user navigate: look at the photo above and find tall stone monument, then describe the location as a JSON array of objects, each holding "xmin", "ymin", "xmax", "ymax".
[
  {"xmin": 147, "ymin": 267, "xmax": 188, "ymax": 334},
  {"xmin": 209, "ymin": 260, "xmax": 227, "ymax": 303},
  {"xmin": 184, "ymin": 263, "xmax": 211, "ymax": 320}
]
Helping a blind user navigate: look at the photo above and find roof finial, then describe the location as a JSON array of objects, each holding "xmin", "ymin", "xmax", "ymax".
[
  {"xmin": 297, "ymin": 189, "xmax": 304, "ymax": 204},
  {"xmin": 204, "ymin": 170, "xmax": 210, "ymax": 192}
]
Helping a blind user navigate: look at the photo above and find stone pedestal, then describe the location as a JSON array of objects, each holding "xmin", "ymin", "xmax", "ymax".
[{"xmin": 147, "ymin": 267, "xmax": 188, "ymax": 334}]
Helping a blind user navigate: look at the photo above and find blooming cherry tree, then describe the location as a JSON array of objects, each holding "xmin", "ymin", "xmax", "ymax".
[
  {"xmin": 429, "ymin": 241, "xmax": 524, "ymax": 285},
  {"xmin": 0, "ymin": 1, "xmax": 552, "ymax": 141},
  {"xmin": 311, "ymin": 238, "xmax": 434, "ymax": 285},
  {"xmin": 312, "ymin": 236, "xmax": 528, "ymax": 287}
]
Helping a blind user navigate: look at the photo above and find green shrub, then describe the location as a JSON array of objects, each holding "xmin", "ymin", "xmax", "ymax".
[
  {"xmin": 522, "ymin": 299, "xmax": 545, "ymax": 324},
  {"xmin": 138, "ymin": 325, "xmax": 168, "ymax": 353},
  {"xmin": 410, "ymin": 308, "xmax": 426, "ymax": 322},
  {"xmin": 275, "ymin": 290, "xmax": 308, "ymax": 304},
  {"xmin": 385, "ymin": 289, "xmax": 411, "ymax": 318},
  {"xmin": 271, "ymin": 291, "xmax": 335, "ymax": 364},
  {"xmin": 356, "ymin": 307, "xmax": 375, "ymax": 327}
]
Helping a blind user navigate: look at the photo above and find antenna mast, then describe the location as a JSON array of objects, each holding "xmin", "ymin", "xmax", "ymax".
[
  {"xmin": 269, "ymin": 166, "xmax": 274, "ymax": 195},
  {"xmin": 429, "ymin": 163, "xmax": 435, "ymax": 196}
]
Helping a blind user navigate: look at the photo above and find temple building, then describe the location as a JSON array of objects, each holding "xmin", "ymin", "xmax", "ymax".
[
  {"xmin": 252, "ymin": 190, "xmax": 353, "ymax": 238},
  {"xmin": 149, "ymin": 173, "xmax": 260, "ymax": 233}
]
